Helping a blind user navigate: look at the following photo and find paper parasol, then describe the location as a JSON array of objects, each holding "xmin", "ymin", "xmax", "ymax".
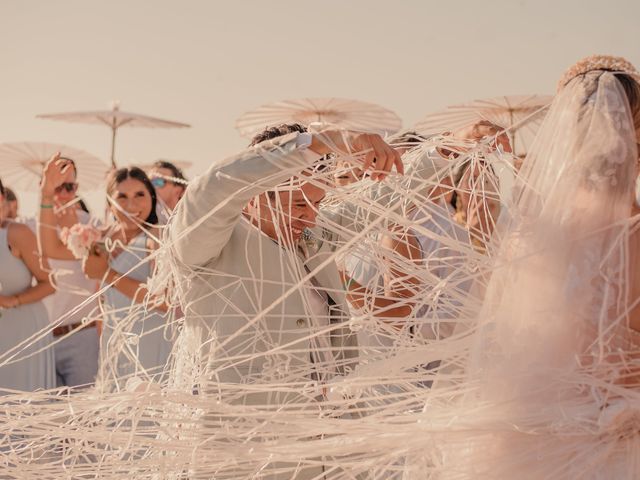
[
  {"xmin": 415, "ymin": 94, "xmax": 553, "ymax": 157},
  {"xmin": 0, "ymin": 141, "xmax": 108, "ymax": 192},
  {"xmin": 235, "ymin": 97, "xmax": 402, "ymax": 139},
  {"xmin": 37, "ymin": 102, "xmax": 190, "ymax": 168}
]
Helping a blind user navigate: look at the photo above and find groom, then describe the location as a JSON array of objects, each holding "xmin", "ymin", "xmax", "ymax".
[
  {"xmin": 169, "ymin": 124, "xmax": 402, "ymax": 406},
  {"xmin": 168, "ymin": 124, "xmax": 401, "ymax": 478}
]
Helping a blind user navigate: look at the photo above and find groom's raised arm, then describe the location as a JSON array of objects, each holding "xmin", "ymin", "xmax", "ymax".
[{"xmin": 169, "ymin": 132, "xmax": 320, "ymax": 267}]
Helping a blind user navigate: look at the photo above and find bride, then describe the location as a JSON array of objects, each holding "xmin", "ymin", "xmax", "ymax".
[{"xmin": 404, "ymin": 56, "xmax": 640, "ymax": 480}]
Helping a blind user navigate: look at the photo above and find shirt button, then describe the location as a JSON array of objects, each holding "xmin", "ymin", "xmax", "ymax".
[{"xmin": 296, "ymin": 318, "xmax": 306, "ymax": 327}]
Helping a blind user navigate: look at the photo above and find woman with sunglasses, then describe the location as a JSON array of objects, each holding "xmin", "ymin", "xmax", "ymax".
[
  {"xmin": 0, "ymin": 177, "xmax": 56, "ymax": 392},
  {"xmin": 38, "ymin": 154, "xmax": 100, "ymax": 389},
  {"xmin": 82, "ymin": 166, "xmax": 173, "ymax": 388},
  {"xmin": 148, "ymin": 160, "xmax": 188, "ymax": 222}
]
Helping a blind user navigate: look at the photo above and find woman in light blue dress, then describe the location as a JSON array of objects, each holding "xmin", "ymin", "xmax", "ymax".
[
  {"xmin": 0, "ymin": 178, "xmax": 55, "ymax": 392},
  {"xmin": 82, "ymin": 167, "xmax": 173, "ymax": 388}
]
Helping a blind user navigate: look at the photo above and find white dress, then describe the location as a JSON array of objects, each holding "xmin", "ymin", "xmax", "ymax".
[
  {"xmin": 0, "ymin": 227, "xmax": 55, "ymax": 392},
  {"xmin": 42, "ymin": 211, "xmax": 99, "ymax": 328}
]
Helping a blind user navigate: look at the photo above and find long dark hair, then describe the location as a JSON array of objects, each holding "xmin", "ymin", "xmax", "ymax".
[
  {"xmin": 616, "ymin": 73, "xmax": 640, "ymax": 131},
  {"xmin": 77, "ymin": 197, "xmax": 90, "ymax": 214},
  {"xmin": 578, "ymin": 72, "xmax": 640, "ymax": 131},
  {"xmin": 0, "ymin": 177, "xmax": 4, "ymax": 197},
  {"xmin": 106, "ymin": 167, "xmax": 158, "ymax": 225}
]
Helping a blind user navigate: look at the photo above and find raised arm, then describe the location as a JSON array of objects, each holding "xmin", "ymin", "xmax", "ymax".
[
  {"xmin": 38, "ymin": 153, "xmax": 78, "ymax": 260},
  {"xmin": 83, "ymin": 229, "xmax": 168, "ymax": 311},
  {"xmin": 169, "ymin": 133, "xmax": 320, "ymax": 266},
  {"xmin": 170, "ymin": 130, "xmax": 402, "ymax": 267}
]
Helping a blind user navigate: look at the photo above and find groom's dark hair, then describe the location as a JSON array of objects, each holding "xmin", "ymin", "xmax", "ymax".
[
  {"xmin": 249, "ymin": 123, "xmax": 332, "ymax": 201},
  {"xmin": 249, "ymin": 123, "xmax": 308, "ymax": 147}
]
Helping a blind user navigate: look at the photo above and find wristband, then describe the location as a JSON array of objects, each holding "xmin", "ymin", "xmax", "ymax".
[{"xmin": 40, "ymin": 204, "xmax": 54, "ymax": 209}]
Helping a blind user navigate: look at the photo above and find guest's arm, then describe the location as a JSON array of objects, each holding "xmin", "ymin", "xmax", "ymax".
[
  {"xmin": 83, "ymin": 230, "xmax": 168, "ymax": 312},
  {"xmin": 0, "ymin": 223, "xmax": 54, "ymax": 308},
  {"xmin": 381, "ymin": 227, "xmax": 423, "ymax": 301},
  {"xmin": 102, "ymin": 268, "xmax": 168, "ymax": 313},
  {"xmin": 38, "ymin": 204, "xmax": 78, "ymax": 260},
  {"xmin": 344, "ymin": 276, "xmax": 414, "ymax": 319},
  {"xmin": 342, "ymin": 228, "xmax": 421, "ymax": 322},
  {"xmin": 38, "ymin": 153, "xmax": 78, "ymax": 260}
]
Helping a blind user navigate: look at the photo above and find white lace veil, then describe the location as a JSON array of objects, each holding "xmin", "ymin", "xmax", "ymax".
[{"xmin": 446, "ymin": 69, "xmax": 640, "ymax": 479}]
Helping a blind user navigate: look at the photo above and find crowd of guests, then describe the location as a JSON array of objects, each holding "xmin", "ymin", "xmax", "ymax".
[
  {"xmin": 0, "ymin": 119, "xmax": 504, "ymax": 395},
  {"xmin": 0, "ymin": 160, "xmax": 187, "ymax": 391}
]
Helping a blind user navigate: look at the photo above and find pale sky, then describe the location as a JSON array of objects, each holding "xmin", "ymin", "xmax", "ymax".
[{"xmin": 2, "ymin": 0, "xmax": 639, "ymax": 214}]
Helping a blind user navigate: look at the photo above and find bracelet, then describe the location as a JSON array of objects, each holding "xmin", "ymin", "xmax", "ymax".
[{"xmin": 40, "ymin": 204, "xmax": 54, "ymax": 209}]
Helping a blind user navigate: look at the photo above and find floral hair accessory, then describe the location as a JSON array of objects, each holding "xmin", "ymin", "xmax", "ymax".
[{"xmin": 558, "ymin": 55, "xmax": 640, "ymax": 92}]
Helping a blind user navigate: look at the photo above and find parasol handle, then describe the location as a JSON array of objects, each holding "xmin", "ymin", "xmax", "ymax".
[{"xmin": 110, "ymin": 126, "xmax": 117, "ymax": 168}]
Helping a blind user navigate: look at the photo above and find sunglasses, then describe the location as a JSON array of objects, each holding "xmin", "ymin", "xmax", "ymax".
[
  {"xmin": 151, "ymin": 177, "xmax": 167, "ymax": 188},
  {"xmin": 54, "ymin": 182, "xmax": 78, "ymax": 193}
]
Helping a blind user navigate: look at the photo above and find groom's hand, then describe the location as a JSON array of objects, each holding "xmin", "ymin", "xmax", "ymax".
[{"xmin": 309, "ymin": 130, "xmax": 404, "ymax": 182}]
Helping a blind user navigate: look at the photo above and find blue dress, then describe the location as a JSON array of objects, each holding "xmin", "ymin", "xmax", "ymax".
[
  {"xmin": 0, "ymin": 227, "xmax": 55, "ymax": 392},
  {"xmin": 100, "ymin": 233, "xmax": 173, "ymax": 384}
]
